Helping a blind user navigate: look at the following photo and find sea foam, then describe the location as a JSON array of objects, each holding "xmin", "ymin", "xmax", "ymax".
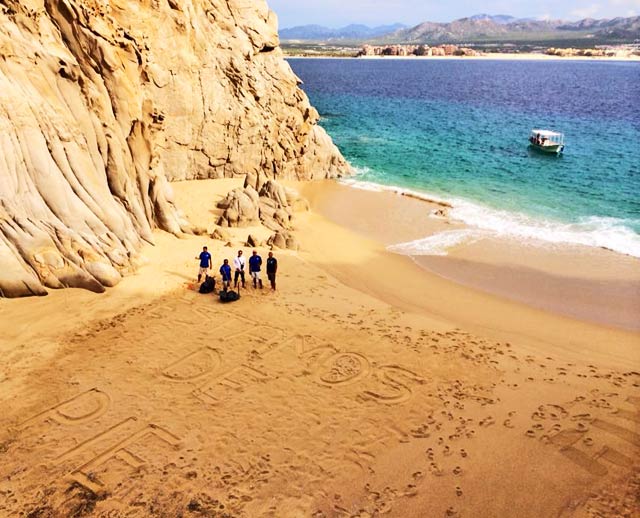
[
  {"xmin": 387, "ymin": 229, "xmax": 484, "ymax": 256},
  {"xmin": 341, "ymin": 176, "xmax": 640, "ymax": 258}
]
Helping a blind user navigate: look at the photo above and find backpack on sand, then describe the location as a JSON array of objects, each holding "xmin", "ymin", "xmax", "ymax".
[
  {"xmin": 199, "ymin": 276, "xmax": 215, "ymax": 294},
  {"xmin": 219, "ymin": 288, "xmax": 240, "ymax": 303}
]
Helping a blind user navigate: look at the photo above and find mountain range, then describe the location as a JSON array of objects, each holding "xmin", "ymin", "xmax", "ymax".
[
  {"xmin": 280, "ymin": 14, "xmax": 640, "ymax": 44},
  {"xmin": 279, "ymin": 23, "xmax": 407, "ymax": 41}
]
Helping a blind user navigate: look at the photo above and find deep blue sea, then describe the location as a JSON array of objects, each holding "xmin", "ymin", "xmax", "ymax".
[{"xmin": 288, "ymin": 58, "xmax": 640, "ymax": 257}]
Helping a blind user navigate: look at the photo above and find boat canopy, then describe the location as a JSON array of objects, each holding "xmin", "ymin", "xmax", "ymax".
[{"xmin": 530, "ymin": 129, "xmax": 564, "ymax": 144}]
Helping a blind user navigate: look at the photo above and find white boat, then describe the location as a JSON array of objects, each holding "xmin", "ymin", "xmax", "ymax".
[{"xmin": 529, "ymin": 129, "xmax": 564, "ymax": 155}]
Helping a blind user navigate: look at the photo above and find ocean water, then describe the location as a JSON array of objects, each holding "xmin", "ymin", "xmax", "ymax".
[{"xmin": 288, "ymin": 58, "xmax": 640, "ymax": 257}]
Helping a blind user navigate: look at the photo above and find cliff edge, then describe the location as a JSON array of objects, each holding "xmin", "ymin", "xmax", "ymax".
[{"xmin": 0, "ymin": 0, "xmax": 348, "ymax": 297}]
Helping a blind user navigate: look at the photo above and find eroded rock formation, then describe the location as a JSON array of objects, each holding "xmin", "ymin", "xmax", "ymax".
[
  {"xmin": 267, "ymin": 230, "xmax": 298, "ymax": 250},
  {"xmin": 0, "ymin": 0, "xmax": 348, "ymax": 297},
  {"xmin": 216, "ymin": 177, "xmax": 306, "ymax": 232}
]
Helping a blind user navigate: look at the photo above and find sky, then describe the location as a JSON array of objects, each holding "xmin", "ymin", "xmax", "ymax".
[{"xmin": 268, "ymin": 0, "xmax": 640, "ymax": 28}]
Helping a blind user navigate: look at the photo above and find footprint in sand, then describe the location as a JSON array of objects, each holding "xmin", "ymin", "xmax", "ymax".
[
  {"xmin": 479, "ymin": 416, "xmax": 495, "ymax": 427},
  {"xmin": 426, "ymin": 449, "xmax": 435, "ymax": 462},
  {"xmin": 412, "ymin": 425, "xmax": 431, "ymax": 439},
  {"xmin": 404, "ymin": 484, "xmax": 419, "ymax": 497},
  {"xmin": 429, "ymin": 462, "xmax": 444, "ymax": 477}
]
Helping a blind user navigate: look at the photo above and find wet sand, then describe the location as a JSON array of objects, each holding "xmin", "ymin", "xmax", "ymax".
[{"xmin": 302, "ymin": 180, "xmax": 640, "ymax": 331}]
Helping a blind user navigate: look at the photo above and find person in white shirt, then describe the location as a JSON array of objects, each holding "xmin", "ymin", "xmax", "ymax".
[{"xmin": 233, "ymin": 249, "xmax": 246, "ymax": 288}]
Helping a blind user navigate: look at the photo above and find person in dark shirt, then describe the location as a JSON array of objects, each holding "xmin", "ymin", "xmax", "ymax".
[
  {"xmin": 219, "ymin": 259, "xmax": 232, "ymax": 290},
  {"xmin": 196, "ymin": 246, "xmax": 211, "ymax": 282},
  {"xmin": 248, "ymin": 250, "xmax": 263, "ymax": 289},
  {"xmin": 266, "ymin": 252, "xmax": 278, "ymax": 291}
]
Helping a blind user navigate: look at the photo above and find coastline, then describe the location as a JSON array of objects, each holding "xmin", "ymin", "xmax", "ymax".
[
  {"xmin": 285, "ymin": 53, "xmax": 640, "ymax": 61},
  {"xmin": 299, "ymin": 179, "xmax": 640, "ymax": 331},
  {"xmin": 1, "ymin": 177, "xmax": 638, "ymax": 516}
]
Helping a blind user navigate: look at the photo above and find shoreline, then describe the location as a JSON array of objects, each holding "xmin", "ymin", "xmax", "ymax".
[
  {"xmin": 285, "ymin": 53, "xmax": 640, "ymax": 62},
  {"xmin": 338, "ymin": 175, "xmax": 640, "ymax": 260},
  {"xmin": 299, "ymin": 179, "xmax": 640, "ymax": 331}
]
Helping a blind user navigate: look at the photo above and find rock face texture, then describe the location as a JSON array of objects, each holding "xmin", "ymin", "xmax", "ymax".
[
  {"xmin": 216, "ymin": 176, "xmax": 306, "ymax": 232},
  {"xmin": 0, "ymin": 0, "xmax": 348, "ymax": 297}
]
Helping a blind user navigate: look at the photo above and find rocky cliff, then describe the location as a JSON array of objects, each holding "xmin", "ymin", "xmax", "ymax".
[{"xmin": 0, "ymin": 0, "xmax": 348, "ymax": 297}]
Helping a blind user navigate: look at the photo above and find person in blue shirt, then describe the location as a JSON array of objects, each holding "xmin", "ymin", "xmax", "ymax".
[
  {"xmin": 248, "ymin": 250, "xmax": 263, "ymax": 289},
  {"xmin": 196, "ymin": 246, "xmax": 211, "ymax": 282},
  {"xmin": 219, "ymin": 259, "xmax": 232, "ymax": 290}
]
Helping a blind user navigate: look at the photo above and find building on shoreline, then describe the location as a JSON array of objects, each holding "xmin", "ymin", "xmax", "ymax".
[
  {"xmin": 358, "ymin": 44, "xmax": 479, "ymax": 57},
  {"xmin": 358, "ymin": 43, "xmax": 640, "ymax": 59},
  {"xmin": 546, "ymin": 45, "xmax": 640, "ymax": 58}
]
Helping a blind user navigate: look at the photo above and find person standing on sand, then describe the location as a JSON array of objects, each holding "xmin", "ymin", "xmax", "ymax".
[
  {"xmin": 233, "ymin": 250, "xmax": 246, "ymax": 288},
  {"xmin": 266, "ymin": 251, "xmax": 277, "ymax": 291},
  {"xmin": 219, "ymin": 259, "xmax": 232, "ymax": 291},
  {"xmin": 196, "ymin": 246, "xmax": 211, "ymax": 283},
  {"xmin": 249, "ymin": 250, "xmax": 263, "ymax": 289}
]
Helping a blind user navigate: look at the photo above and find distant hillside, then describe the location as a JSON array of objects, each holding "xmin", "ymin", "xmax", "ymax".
[
  {"xmin": 558, "ymin": 16, "xmax": 640, "ymax": 40},
  {"xmin": 380, "ymin": 15, "xmax": 640, "ymax": 44},
  {"xmin": 384, "ymin": 17, "xmax": 561, "ymax": 43},
  {"xmin": 280, "ymin": 15, "xmax": 640, "ymax": 45},
  {"xmin": 279, "ymin": 23, "xmax": 407, "ymax": 41}
]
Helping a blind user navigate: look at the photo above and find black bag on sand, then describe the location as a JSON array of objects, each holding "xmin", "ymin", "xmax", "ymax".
[
  {"xmin": 219, "ymin": 289, "xmax": 240, "ymax": 302},
  {"xmin": 199, "ymin": 276, "xmax": 215, "ymax": 294}
]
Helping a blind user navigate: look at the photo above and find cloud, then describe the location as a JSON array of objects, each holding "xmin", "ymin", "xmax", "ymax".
[
  {"xmin": 610, "ymin": 0, "xmax": 640, "ymax": 6},
  {"xmin": 570, "ymin": 3, "xmax": 601, "ymax": 18},
  {"xmin": 567, "ymin": 0, "xmax": 640, "ymax": 19}
]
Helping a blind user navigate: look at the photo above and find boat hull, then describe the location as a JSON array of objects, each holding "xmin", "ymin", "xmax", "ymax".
[{"xmin": 529, "ymin": 143, "xmax": 564, "ymax": 155}]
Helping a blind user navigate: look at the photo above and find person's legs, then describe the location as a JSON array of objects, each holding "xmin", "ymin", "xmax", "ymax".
[
  {"xmin": 251, "ymin": 271, "xmax": 257, "ymax": 288},
  {"xmin": 268, "ymin": 273, "xmax": 276, "ymax": 290},
  {"xmin": 234, "ymin": 270, "xmax": 239, "ymax": 287}
]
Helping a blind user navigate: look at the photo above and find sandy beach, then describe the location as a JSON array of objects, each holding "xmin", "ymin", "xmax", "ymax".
[{"xmin": 1, "ymin": 178, "xmax": 639, "ymax": 517}]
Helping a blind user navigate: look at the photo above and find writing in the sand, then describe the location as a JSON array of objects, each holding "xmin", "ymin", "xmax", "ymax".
[
  {"xmin": 159, "ymin": 324, "xmax": 427, "ymax": 406},
  {"xmin": 17, "ymin": 389, "xmax": 181, "ymax": 493},
  {"xmin": 545, "ymin": 396, "xmax": 640, "ymax": 477}
]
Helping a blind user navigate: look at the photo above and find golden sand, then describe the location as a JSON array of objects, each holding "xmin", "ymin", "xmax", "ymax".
[{"xmin": 0, "ymin": 178, "xmax": 638, "ymax": 517}]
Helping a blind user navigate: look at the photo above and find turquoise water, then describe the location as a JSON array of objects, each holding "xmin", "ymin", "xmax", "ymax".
[{"xmin": 289, "ymin": 59, "xmax": 640, "ymax": 257}]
